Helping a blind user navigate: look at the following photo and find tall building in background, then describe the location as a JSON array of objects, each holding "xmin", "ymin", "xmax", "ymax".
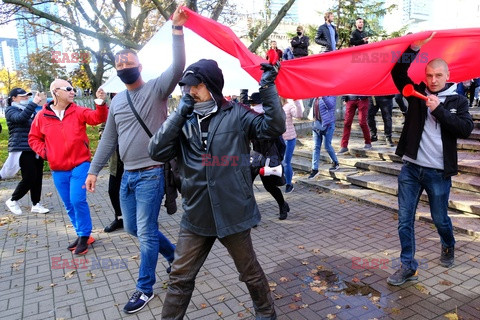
[
  {"xmin": 270, "ymin": 0, "xmax": 299, "ymax": 23},
  {"xmin": 15, "ymin": 2, "xmax": 63, "ymax": 65},
  {"xmin": 402, "ymin": 0, "xmax": 432, "ymax": 25},
  {"xmin": 0, "ymin": 38, "xmax": 20, "ymax": 70}
]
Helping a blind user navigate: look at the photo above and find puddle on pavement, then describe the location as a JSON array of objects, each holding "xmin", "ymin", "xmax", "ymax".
[{"xmin": 304, "ymin": 267, "xmax": 386, "ymax": 309}]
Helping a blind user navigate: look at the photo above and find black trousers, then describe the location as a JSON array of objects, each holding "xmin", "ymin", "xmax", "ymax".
[
  {"xmin": 108, "ymin": 155, "xmax": 124, "ymax": 219},
  {"xmin": 162, "ymin": 228, "xmax": 276, "ymax": 319},
  {"xmin": 251, "ymin": 168, "xmax": 285, "ymax": 208},
  {"xmin": 368, "ymin": 96, "xmax": 393, "ymax": 137},
  {"xmin": 11, "ymin": 151, "xmax": 44, "ymax": 204}
]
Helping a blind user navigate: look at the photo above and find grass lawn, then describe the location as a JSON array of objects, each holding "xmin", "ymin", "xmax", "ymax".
[{"xmin": 0, "ymin": 116, "xmax": 101, "ymax": 172}]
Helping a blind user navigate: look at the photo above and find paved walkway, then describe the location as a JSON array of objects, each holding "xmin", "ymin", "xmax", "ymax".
[{"xmin": 1, "ymin": 169, "xmax": 479, "ymax": 320}]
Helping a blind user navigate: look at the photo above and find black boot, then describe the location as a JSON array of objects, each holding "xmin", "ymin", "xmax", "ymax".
[
  {"xmin": 74, "ymin": 236, "xmax": 89, "ymax": 255},
  {"xmin": 371, "ymin": 134, "xmax": 378, "ymax": 142},
  {"xmin": 386, "ymin": 136, "xmax": 395, "ymax": 147},
  {"xmin": 104, "ymin": 218, "xmax": 123, "ymax": 232},
  {"xmin": 279, "ymin": 202, "xmax": 289, "ymax": 220},
  {"xmin": 67, "ymin": 237, "xmax": 79, "ymax": 252}
]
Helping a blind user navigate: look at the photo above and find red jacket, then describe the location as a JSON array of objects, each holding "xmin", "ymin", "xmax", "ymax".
[{"xmin": 29, "ymin": 101, "xmax": 108, "ymax": 171}]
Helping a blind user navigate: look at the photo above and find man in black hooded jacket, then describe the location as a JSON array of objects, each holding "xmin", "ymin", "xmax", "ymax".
[
  {"xmin": 387, "ymin": 33, "xmax": 473, "ymax": 286},
  {"xmin": 149, "ymin": 59, "xmax": 284, "ymax": 319}
]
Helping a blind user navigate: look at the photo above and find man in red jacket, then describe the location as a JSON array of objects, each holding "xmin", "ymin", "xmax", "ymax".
[{"xmin": 29, "ymin": 79, "xmax": 108, "ymax": 255}]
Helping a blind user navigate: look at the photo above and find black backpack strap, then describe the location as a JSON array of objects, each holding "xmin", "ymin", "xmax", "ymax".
[{"xmin": 126, "ymin": 91, "xmax": 153, "ymax": 138}]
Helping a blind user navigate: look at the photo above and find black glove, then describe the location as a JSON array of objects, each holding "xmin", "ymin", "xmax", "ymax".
[
  {"xmin": 178, "ymin": 93, "xmax": 195, "ymax": 118},
  {"xmin": 259, "ymin": 62, "xmax": 280, "ymax": 88}
]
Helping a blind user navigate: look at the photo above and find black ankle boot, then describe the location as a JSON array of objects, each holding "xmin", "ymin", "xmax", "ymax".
[
  {"xmin": 104, "ymin": 219, "xmax": 123, "ymax": 232},
  {"xmin": 279, "ymin": 202, "xmax": 289, "ymax": 220},
  {"xmin": 67, "ymin": 237, "xmax": 80, "ymax": 251},
  {"xmin": 74, "ymin": 236, "xmax": 89, "ymax": 255}
]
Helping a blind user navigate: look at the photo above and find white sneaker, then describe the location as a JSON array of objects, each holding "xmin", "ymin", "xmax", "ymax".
[
  {"xmin": 31, "ymin": 203, "xmax": 50, "ymax": 214},
  {"xmin": 6, "ymin": 199, "xmax": 22, "ymax": 215}
]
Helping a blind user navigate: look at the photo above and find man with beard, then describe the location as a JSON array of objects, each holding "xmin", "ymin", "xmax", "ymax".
[
  {"xmin": 149, "ymin": 59, "xmax": 284, "ymax": 319},
  {"xmin": 85, "ymin": 5, "xmax": 187, "ymax": 314}
]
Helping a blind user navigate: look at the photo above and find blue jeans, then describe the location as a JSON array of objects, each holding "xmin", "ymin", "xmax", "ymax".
[
  {"xmin": 312, "ymin": 124, "xmax": 338, "ymax": 170},
  {"xmin": 52, "ymin": 161, "xmax": 92, "ymax": 237},
  {"xmin": 397, "ymin": 161, "xmax": 454, "ymax": 270},
  {"xmin": 120, "ymin": 166, "xmax": 175, "ymax": 294},
  {"xmin": 282, "ymin": 138, "xmax": 296, "ymax": 186}
]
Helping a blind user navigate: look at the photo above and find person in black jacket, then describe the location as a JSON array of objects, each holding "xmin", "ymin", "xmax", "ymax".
[
  {"xmin": 4, "ymin": 88, "xmax": 49, "ymax": 215},
  {"xmin": 387, "ymin": 33, "xmax": 473, "ymax": 286},
  {"xmin": 149, "ymin": 59, "xmax": 284, "ymax": 320},
  {"xmin": 350, "ymin": 17, "xmax": 369, "ymax": 46},
  {"xmin": 291, "ymin": 25, "xmax": 309, "ymax": 58},
  {"xmin": 368, "ymin": 95, "xmax": 396, "ymax": 146},
  {"xmin": 315, "ymin": 12, "xmax": 338, "ymax": 52}
]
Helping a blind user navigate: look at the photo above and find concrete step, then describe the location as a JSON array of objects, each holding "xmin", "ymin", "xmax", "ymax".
[{"xmin": 295, "ymin": 175, "xmax": 480, "ymax": 237}]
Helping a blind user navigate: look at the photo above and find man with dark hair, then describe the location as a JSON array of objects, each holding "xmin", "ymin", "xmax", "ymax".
[
  {"xmin": 388, "ymin": 33, "xmax": 473, "ymax": 286},
  {"xmin": 350, "ymin": 17, "xmax": 369, "ymax": 46},
  {"xmin": 315, "ymin": 12, "xmax": 338, "ymax": 52},
  {"xmin": 85, "ymin": 5, "xmax": 187, "ymax": 314},
  {"xmin": 149, "ymin": 59, "xmax": 284, "ymax": 320}
]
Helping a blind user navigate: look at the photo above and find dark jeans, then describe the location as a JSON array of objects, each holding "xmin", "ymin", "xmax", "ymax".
[
  {"xmin": 397, "ymin": 161, "xmax": 454, "ymax": 270},
  {"xmin": 394, "ymin": 93, "xmax": 408, "ymax": 114},
  {"xmin": 108, "ymin": 157, "xmax": 124, "ymax": 219},
  {"xmin": 368, "ymin": 96, "xmax": 393, "ymax": 137},
  {"xmin": 162, "ymin": 228, "xmax": 276, "ymax": 320},
  {"xmin": 11, "ymin": 151, "xmax": 44, "ymax": 204}
]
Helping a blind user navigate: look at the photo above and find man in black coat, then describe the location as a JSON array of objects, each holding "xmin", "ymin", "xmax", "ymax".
[
  {"xmin": 350, "ymin": 17, "xmax": 369, "ymax": 46},
  {"xmin": 315, "ymin": 11, "xmax": 338, "ymax": 52},
  {"xmin": 291, "ymin": 25, "xmax": 309, "ymax": 58},
  {"xmin": 149, "ymin": 59, "xmax": 285, "ymax": 319}
]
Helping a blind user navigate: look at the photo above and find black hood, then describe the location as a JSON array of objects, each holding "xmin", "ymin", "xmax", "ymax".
[{"xmin": 179, "ymin": 59, "xmax": 225, "ymax": 107}]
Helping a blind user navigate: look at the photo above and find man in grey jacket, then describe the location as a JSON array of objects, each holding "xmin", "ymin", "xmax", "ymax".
[
  {"xmin": 149, "ymin": 59, "xmax": 285, "ymax": 319},
  {"xmin": 85, "ymin": 5, "xmax": 187, "ymax": 314}
]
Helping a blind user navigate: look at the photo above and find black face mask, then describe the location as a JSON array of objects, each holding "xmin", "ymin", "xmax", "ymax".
[
  {"xmin": 297, "ymin": 32, "xmax": 302, "ymax": 36},
  {"xmin": 117, "ymin": 67, "xmax": 140, "ymax": 84}
]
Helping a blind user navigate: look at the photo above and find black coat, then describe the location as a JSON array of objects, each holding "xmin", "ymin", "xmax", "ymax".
[
  {"xmin": 5, "ymin": 102, "xmax": 37, "ymax": 152},
  {"xmin": 350, "ymin": 29, "xmax": 368, "ymax": 46},
  {"xmin": 391, "ymin": 47, "xmax": 473, "ymax": 177},
  {"xmin": 291, "ymin": 35, "xmax": 309, "ymax": 57},
  {"xmin": 315, "ymin": 23, "xmax": 338, "ymax": 52}
]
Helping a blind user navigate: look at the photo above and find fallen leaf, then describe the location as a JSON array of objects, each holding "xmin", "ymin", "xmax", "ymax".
[
  {"xmin": 64, "ymin": 270, "xmax": 76, "ymax": 279},
  {"xmin": 444, "ymin": 312, "xmax": 459, "ymax": 320},
  {"xmin": 326, "ymin": 314, "xmax": 336, "ymax": 319},
  {"xmin": 362, "ymin": 305, "xmax": 368, "ymax": 310},
  {"xmin": 50, "ymin": 283, "xmax": 56, "ymax": 287},
  {"xmin": 311, "ymin": 287, "xmax": 324, "ymax": 294},
  {"xmin": 298, "ymin": 245, "xmax": 305, "ymax": 249},
  {"xmin": 268, "ymin": 281, "xmax": 277, "ymax": 288},
  {"xmin": 200, "ymin": 303, "xmax": 207, "ymax": 309},
  {"xmin": 67, "ymin": 289, "xmax": 76, "ymax": 294},
  {"xmin": 86, "ymin": 279, "xmax": 94, "ymax": 284},
  {"xmin": 292, "ymin": 295, "xmax": 302, "ymax": 302},
  {"xmin": 288, "ymin": 303, "xmax": 299, "ymax": 310},
  {"xmin": 301, "ymin": 304, "xmax": 308, "ymax": 308},
  {"xmin": 86, "ymin": 272, "xmax": 96, "ymax": 278},
  {"xmin": 413, "ymin": 284, "xmax": 430, "ymax": 295},
  {"xmin": 217, "ymin": 295, "xmax": 225, "ymax": 302},
  {"xmin": 237, "ymin": 312, "xmax": 244, "ymax": 317},
  {"xmin": 439, "ymin": 280, "xmax": 453, "ymax": 286},
  {"xmin": 279, "ymin": 277, "xmax": 289, "ymax": 282},
  {"xmin": 352, "ymin": 277, "xmax": 360, "ymax": 283},
  {"xmin": 35, "ymin": 285, "xmax": 43, "ymax": 291},
  {"xmin": 11, "ymin": 259, "xmax": 24, "ymax": 270},
  {"xmin": 336, "ymin": 305, "xmax": 341, "ymax": 309},
  {"xmin": 353, "ymin": 227, "xmax": 361, "ymax": 231},
  {"xmin": 301, "ymin": 261, "xmax": 309, "ymax": 265},
  {"xmin": 469, "ymin": 256, "xmax": 477, "ymax": 262},
  {"xmin": 273, "ymin": 293, "xmax": 283, "ymax": 300},
  {"xmin": 313, "ymin": 248, "xmax": 321, "ymax": 253},
  {"xmin": 130, "ymin": 255, "xmax": 140, "ymax": 260},
  {"xmin": 217, "ymin": 311, "xmax": 223, "ymax": 316},
  {"xmin": 330, "ymin": 295, "xmax": 338, "ymax": 301},
  {"xmin": 45, "ymin": 192, "xmax": 53, "ymax": 196},
  {"xmin": 364, "ymin": 272, "xmax": 373, "ymax": 277}
]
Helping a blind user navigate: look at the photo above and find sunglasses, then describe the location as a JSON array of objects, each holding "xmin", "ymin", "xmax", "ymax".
[{"xmin": 56, "ymin": 86, "xmax": 77, "ymax": 93}]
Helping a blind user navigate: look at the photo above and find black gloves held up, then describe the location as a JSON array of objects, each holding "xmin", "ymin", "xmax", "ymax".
[
  {"xmin": 178, "ymin": 93, "xmax": 195, "ymax": 118},
  {"xmin": 259, "ymin": 61, "xmax": 280, "ymax": 88}
]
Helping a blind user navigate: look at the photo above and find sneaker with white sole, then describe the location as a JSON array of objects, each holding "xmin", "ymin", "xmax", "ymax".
[
  {"xmin": 6, "ymin": 199, "xmax": 22, "ymax": 215},
  {"xmin": 31, "ymin": 203, "xmax": 50, "ymax": 214},
  {"xmin": 123, "ymin": 290, "xmax": 154, "ymax": 314}
]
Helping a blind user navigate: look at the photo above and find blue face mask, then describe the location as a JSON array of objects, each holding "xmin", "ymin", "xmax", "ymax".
[
  {"xmin": 117, "ymin": 67, "xmax": 140, "ymax": 84},
  {"xmin": 19, "ymin": 100, "xmax": 29, "ymax": 106}
]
